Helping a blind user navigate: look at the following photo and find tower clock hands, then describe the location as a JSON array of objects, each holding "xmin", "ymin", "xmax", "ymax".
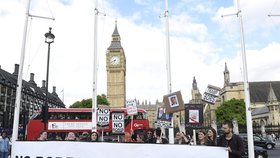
[
  {"xmin": 111, "ymin": 59, "xmax": 116, "ymax": 64},
  {"xmin": 110, "ymin": 56, "xmax": 119, "ymax": 65}
]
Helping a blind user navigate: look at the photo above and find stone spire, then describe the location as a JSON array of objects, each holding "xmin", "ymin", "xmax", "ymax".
[
  {"xmin": 112, "ymin": 19, "xmax": 119, "ymax": 36},
  {"xmin": 190, "ymin": 76, "xmax": 202, "ymax": 104},
  {"xmin": 267, "ymin": 83, "xmax": 277, "ymax": 103},
  {"xmin": 109, "ymin": 19, "xmax": 122, "ymax": 49},
  {"xmin": 224, "ymin": 62, "xmax": 230, "ymax": 86},
  {"xmin": 192, "ymin": 76, "xmax": 198, "ymax": 90}
]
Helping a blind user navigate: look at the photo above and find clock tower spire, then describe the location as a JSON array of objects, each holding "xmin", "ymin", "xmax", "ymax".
[
  {"xmin": 106, "ymin": 20, "xmax": 126, "ymax": 108},
  {"xmin": 224, "ymin": 62, "xmax": 230, "ymax": 87}
]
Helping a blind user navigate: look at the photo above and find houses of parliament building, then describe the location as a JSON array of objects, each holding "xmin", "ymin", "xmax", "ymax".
[
  {"xmin": 0, "ymin": 64, "xmax": 64, "ymax": 130},
  {"xmin": 203, "ymin": 63, "xmax": 280, "ymax": 132}
]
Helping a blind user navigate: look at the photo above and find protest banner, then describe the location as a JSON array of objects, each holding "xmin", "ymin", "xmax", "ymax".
[
  {"xmin": 202, "ymin": 85, "xmax": 221, "ymax": 104},
  {"xmin": 112, "ymin": 112, "xmax": 124, "ymax": 134},
  {"xmin": 163, "ymin": 91, "xmax": 184, "ymax": 114},
  {"xmin": 126, "ymin": 99, "xmax": 138, "ymax": 115},
  {"xmin": 13, "ymin": 141, "xmax": 228, "ymax": 158},
  {"xmin": 97, "ymin": 107, "xmax": 110, "ymax": 130}
]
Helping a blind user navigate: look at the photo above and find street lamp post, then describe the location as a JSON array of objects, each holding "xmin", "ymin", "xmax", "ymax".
[{"xmin": 43, "ymin": 27, "xmax": 55, "ymax": 130}]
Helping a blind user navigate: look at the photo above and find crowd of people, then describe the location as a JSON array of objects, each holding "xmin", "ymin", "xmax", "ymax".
[
  {"xmin": 36, "ymin": 130, "xmax": 100, "ymax": 142},
  {"xmin": 183, "ymin": 122, "xmax": 245, "ymax": 158},
  {"xmin": 3, "ymin": 121, "xmax": 278, "ymax": 158},
  {"xmin": 33, "ymin": 121, "xmax": 247, "ymax": 158},
  {"xmin": 36, "ymin": 128, "xmax": 169, "ymax": 143}
]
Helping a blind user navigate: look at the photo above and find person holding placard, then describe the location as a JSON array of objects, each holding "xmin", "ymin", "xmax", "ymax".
[
  {"xmin": 175, "ymin": 132, "xmax": 189, "ymax": 144},
  {"xmin": 153, "ymin": 128, "xmax": 168, "ymax": 144}
]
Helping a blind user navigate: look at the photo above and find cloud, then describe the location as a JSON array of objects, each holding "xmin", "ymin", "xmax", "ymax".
[{"xmin": 1, "ymin": 0, "xmax": 280, "ymax": 107}]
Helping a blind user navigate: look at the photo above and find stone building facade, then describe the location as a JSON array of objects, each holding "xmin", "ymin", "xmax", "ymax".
[
  {"xmin": 137, "ymin": 101, "xmax": 157, "ymax": 128},
  {"xmin": 0, "ymin": 64, "xmax": 65, "ymax": 130},
  {"xmin": 204, "ymin": 63, "xmax": 280, "ymax": 132}
]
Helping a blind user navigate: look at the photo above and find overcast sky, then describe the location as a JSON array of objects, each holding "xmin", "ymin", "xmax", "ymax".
[{"xmin": 1, "ymin": 0, "xmax": 280, "ymax": 106}]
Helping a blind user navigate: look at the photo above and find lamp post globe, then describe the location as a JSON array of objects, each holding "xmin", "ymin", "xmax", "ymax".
[
  {"xmin": 45, "ymin": 27, "xmax": 55, "ymax": 43},
  {"xmin": 43, "ymin": 27, "xmax": 55, "ymax": 130}
]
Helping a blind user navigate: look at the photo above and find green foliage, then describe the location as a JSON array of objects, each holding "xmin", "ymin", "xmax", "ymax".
[
  {"xmin": 97, "ymin": 94, "xmax": 110, "ymax": 105},
  {"xmin": 215, "ymin": 98, "xmax": 246, "ymax": 126},
  {"xmin": 69, "ymin": 94, "xmax": 110, "ymax": 108},
  {"xmin": 70, "ymin": 98, "xmax": 92, "ymax": 108}
]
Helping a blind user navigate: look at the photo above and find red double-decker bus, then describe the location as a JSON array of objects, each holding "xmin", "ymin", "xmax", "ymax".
[{"xmin": 26, "ymin": 108, "xmax": 149, "ymax": 140}]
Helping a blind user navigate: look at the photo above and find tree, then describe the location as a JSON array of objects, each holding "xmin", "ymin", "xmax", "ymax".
[
  {"xmin": 69, "ymin": 94, "xmax": 110, "ymax": 108},
  {"xmin": 215, "ymin": 98, "xmax": 246, "ymax": 126},
  {"xmin": 97, "ymin": 94, "xmax": 110, "ymax": 105}
]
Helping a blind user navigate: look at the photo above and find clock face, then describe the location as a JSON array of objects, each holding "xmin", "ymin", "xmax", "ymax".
[{"xmin": 110, "ymin": 56, "xmax": 120, "ymax": 65}]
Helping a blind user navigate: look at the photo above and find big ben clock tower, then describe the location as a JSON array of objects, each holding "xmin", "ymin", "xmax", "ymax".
[{"xmin": 106, "ymin": 21, "xmax": 126, "ymax": 108}]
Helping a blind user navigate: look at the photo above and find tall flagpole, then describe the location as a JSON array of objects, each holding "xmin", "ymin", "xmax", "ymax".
[
  {"xmin": 92, "ymin": 0, "xmax": 98, "ymax": 132},
  {"xmin": 11, "ymin": 0, "xmax": 31, "ymax": 157},
  {"xmin": 164, "ymin": 0, "xmax": 174, "ymax": 144},
  {"xmin": 236, "ymin": 0, "xmax": 254, "ymax": 157}
]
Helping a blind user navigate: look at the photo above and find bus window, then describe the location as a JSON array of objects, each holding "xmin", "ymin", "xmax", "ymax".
[
  {"xmin": 79, "ymin": 112, "xmax": 91, "ymax": 119},
  {"xmin": 66, "ymin": 113, "xmax": 76, "ymax": 119},
  {"xmin": 134, "ymin": 112, "xmax": 143, "ymax": 119},
  {"xmin": 49, "ymin": 113, "xmax": 58, "ymax": 120},
  {"xmin": 57, "ymin": 113, "xmax": 65, "ymax": 119},
  {"xmin": 142, "ymin": 111, "xmax": 148, "ymax": 119},
  {"xmin": 125, "ymin": 115, "xmax": 131, "ymax": 120}
]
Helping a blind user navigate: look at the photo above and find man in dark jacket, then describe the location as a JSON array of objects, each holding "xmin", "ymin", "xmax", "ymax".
[
  {"xmin": 144, "ymin": 129, "xmax": 154, "ymax": 143},
  {"xmin": 217, "ymin": 122, "xmax": 245, "ymax": 158}
]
